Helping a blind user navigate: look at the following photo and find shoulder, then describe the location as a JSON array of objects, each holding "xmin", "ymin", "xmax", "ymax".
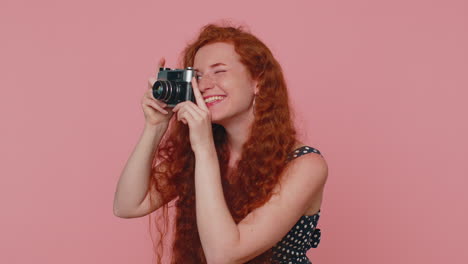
[
  {"xmin": 287, "ymin": 144, "xmax": 323, "ymax": 160},
  {"xmin": 227, "ymin": 146, "xmax": 327, "ymax": 263},
  {"xmin": 281, "ymin": 146, "xmax": 328, "ymax": 188}
]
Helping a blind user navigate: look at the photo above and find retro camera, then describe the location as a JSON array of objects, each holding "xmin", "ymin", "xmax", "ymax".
[{"xmin": 152, "ymin": 67, "xmax": 196, "ymax": 107}]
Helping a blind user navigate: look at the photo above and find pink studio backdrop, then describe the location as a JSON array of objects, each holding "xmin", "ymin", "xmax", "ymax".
[{"xmin": 1, "ymin": 0, "xmax": 467, "ymax": 263}]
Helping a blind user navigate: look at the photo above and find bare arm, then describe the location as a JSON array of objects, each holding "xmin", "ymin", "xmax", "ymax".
[
  {"xmin": 113, "ymin": 123, "xmax": 174, "ymax": 218},
  {"xmin": 114, "ymin": 57, "xmax": 178, "ymax": 218}
]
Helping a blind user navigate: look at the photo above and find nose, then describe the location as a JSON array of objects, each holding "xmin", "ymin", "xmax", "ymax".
[{"xmin": 197, "ymin": 74, "xmax": 215, "ymax": 93}]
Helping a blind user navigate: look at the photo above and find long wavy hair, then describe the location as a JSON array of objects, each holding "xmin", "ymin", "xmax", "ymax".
[{"xmin": 148, "ymin": 21, "xmax": 298, "ymax": 264}]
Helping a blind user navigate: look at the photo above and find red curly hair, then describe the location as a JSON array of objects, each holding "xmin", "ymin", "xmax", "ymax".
[{"xmin": 148, "ymin": 21, "xmax": 298, "ymax": 264}]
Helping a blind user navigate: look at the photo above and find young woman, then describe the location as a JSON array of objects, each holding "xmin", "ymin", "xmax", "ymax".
[{"xmin": 114, "ymin": 22, "xmax": 328, "ymax": 264}]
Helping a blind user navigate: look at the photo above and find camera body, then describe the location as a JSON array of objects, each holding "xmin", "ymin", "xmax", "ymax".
[{"xmin": 152, "ymin": 67, "xmax": 196, "ymax": 107}]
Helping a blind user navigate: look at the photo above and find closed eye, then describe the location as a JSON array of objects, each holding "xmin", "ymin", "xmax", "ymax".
[{"xmin": 196, "ymin": 70, "xmax": 226, "ymax": 80}]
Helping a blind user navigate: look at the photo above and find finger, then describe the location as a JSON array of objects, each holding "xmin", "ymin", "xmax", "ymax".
[
  {"xmin": 145, "ymin": 99, "xmax": 169, "ymax": 114},
  {"xmin": 142, "ymin": 89, "xmax": 155, "ymax": 103},
  {"xmin": 183, "ymin": 102, "xmax": 205, "ymax": 120},
  {"xmin": 151, "ymin": 98, "xmax": 168, "ymax": 108},
  {"xmin": 177, "ymin": 108, "xmax": 194, "ymax": 125},
  {"xmin": 174, "ymin": 104, "xmax": 190, "ymax": 119},
  {"xmin": 148, "ymin": 77, "xmax": 157, "ymax": 90},
  {"xmin": 191, "ymin": 76, "xmax": 208, "ymax": 111},
  {"xmin": 172, "ymin": 101, "xmax": 185, "ymax": 113},
  {"xmin": 174, "ymin": 101, "xmax": 206, "ymax": 122},
  {"xmin": 172, "ymin": 101, "xmax": 194, "ymax": 113},
  {"xmin": 158, "ymin": 57, "xmax": 166, "ymax": 68},
  {"xmin": 150, "ymin": 102, "xmax": 169, "ymax": 114},
  {"xmin": 176, "ymin": 105, "xmax": 198, "ymax": 122}
]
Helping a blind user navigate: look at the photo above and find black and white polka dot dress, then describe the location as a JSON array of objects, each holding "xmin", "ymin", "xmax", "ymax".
[{"xmin": 270, "ymin": 146, "xmax": 323, "ymax": 264}]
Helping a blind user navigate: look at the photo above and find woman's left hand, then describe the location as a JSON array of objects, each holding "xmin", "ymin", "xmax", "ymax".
[{"xmin": 172, "ymin": 76, "xmax": 214, "ymax": 152}]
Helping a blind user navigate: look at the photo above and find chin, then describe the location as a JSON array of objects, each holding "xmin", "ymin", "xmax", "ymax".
[
  {"xmin": 210, "ymin": 116, "xmax": 224, "ymax": 126},
  {"xmin": 210, "ymin": 112, "xmax": 229, "ymax": 126},
  {"xmin": 209, "ymin": 107, "xmax": 226, "ymax": 124}
]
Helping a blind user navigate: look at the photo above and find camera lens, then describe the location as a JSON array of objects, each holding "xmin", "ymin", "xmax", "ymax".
[
  {"xmin": 152, "ymin": 81, "xmax": 166, "ymax": 100},
  {"xmin": 152, "ymin": 80, "xmax": 180, "ymax": 103}
]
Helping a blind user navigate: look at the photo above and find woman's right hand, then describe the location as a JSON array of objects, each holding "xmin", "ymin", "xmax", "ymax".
[{"xmin": 141, "ymin": 57, "xmax": 174, "ymax": 127}]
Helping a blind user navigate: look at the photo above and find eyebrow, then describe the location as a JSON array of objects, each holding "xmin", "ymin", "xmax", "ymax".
[{"xmin": 194, "ymin": 63, "xmax": 226, "ymax": 72}]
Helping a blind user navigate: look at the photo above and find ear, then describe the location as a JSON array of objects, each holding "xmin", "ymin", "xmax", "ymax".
[{"xmin": 253, "ymin": 80, "xmax": 260, "ymax": 95}]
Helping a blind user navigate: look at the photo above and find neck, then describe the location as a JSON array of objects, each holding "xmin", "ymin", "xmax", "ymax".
[{"xmin": 217, "ymin": 107, "xmax": 255, "ymax": 166}]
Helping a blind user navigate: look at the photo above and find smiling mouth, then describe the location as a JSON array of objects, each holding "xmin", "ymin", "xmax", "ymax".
[{"xmin": 204, "ymin": 96, "xmax": 226, "ymax": 104}]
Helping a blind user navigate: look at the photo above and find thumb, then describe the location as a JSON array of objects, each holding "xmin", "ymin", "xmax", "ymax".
[{"xmin": 158, "ymin": 57, "xmax": 166, "ymax": 68}]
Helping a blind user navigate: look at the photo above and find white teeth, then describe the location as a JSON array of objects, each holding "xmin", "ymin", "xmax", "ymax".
[{"xmin": 204, "ymin": 96, "xmax": 225, "ymax": 103}]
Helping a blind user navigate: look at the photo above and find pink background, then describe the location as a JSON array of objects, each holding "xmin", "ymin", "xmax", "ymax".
[{"xmin": 1, "ymin": 0, "xmax": 467, "ymax": 263}]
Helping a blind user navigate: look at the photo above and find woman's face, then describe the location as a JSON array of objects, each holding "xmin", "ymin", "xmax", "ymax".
[{"xmin": 193, "ymin": 42, "xmax": 258, "ymax": 125}]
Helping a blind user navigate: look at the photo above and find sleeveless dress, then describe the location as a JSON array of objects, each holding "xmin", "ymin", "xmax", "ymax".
[{"xmin": 270, "ymin": 146, "xmax": 323, "ymax": 264}]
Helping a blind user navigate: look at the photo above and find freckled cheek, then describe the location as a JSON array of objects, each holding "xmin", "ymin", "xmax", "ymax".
[{"xmin": 215, "ymin": 78, "xmax": 231, "ymax": 93}]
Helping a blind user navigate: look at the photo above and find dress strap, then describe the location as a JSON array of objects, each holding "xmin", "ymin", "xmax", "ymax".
[
  {"xmin": 286, "ymin": 146, "xmax": 322, "ymax": 162},
  {"xmin": 310, "ymin": 228, "xmax": 321, "ymax": 248}
]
